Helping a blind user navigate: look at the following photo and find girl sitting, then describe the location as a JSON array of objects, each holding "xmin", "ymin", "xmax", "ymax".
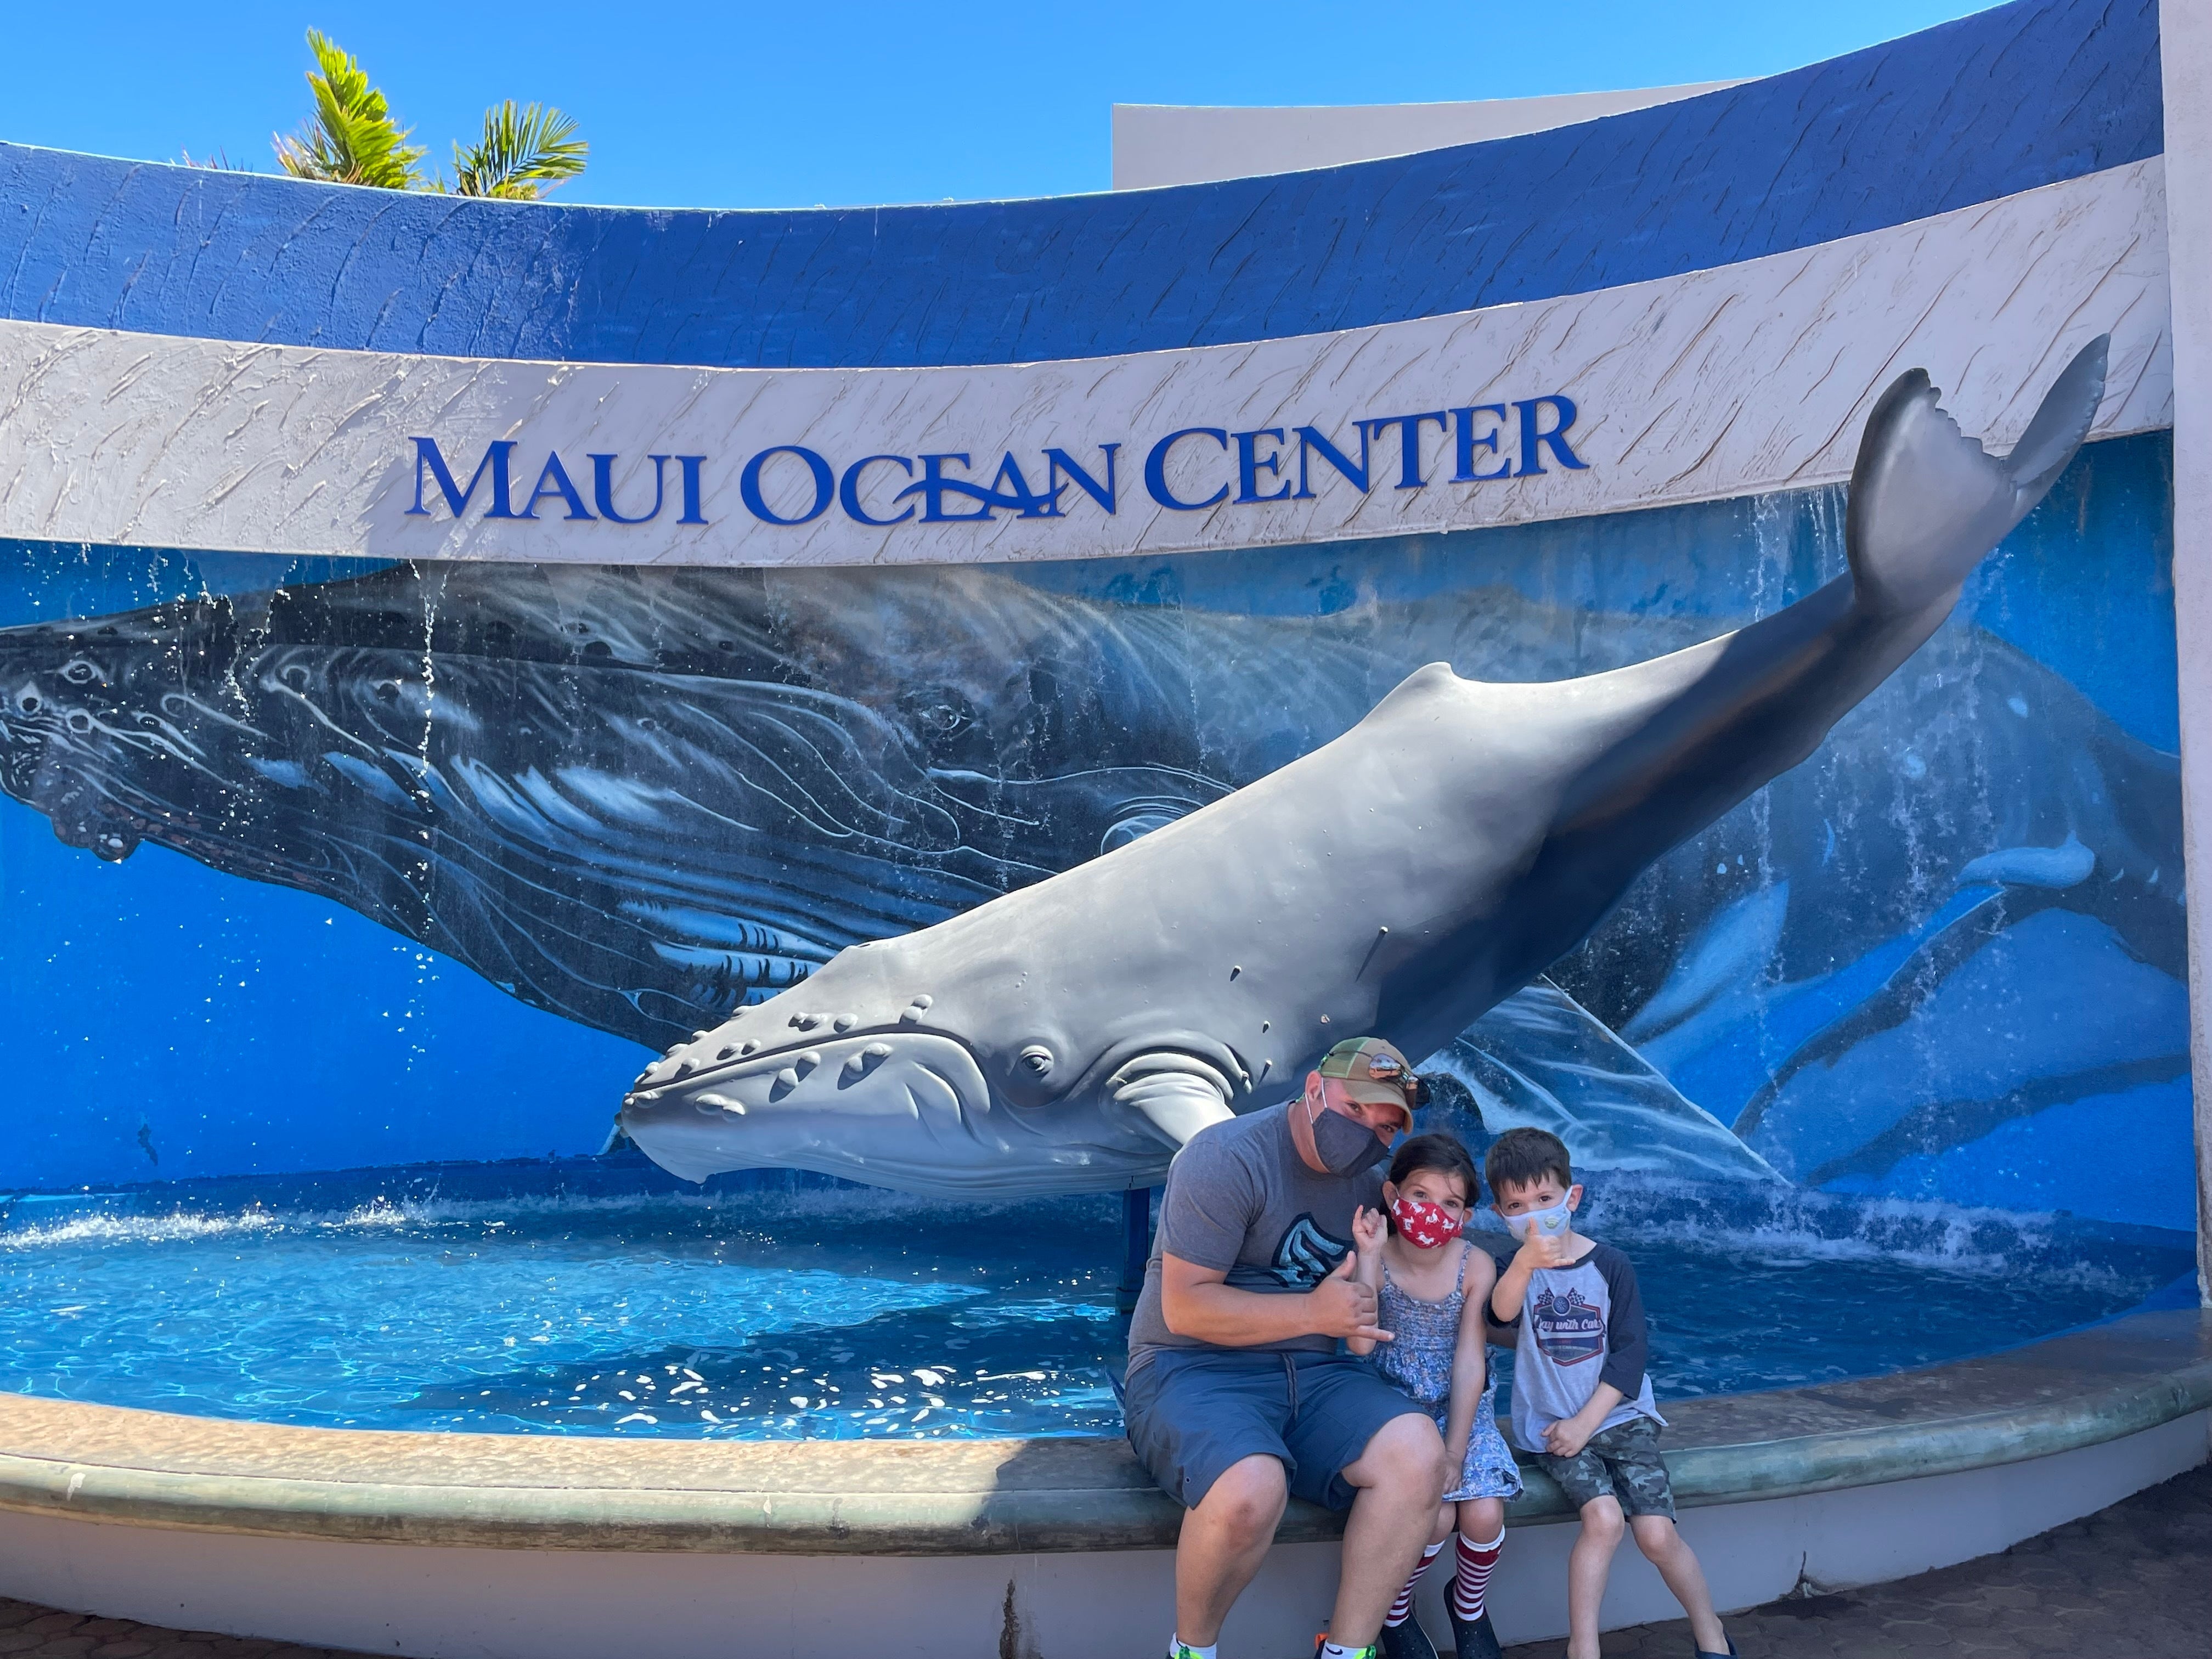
[{"xmin": 1350, "ymin": 1133, "xmax": 1519, "ymax": 1659}]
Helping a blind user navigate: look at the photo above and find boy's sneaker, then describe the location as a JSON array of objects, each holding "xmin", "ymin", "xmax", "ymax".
[
  {"xmin": 1446, "ymin": 1607, "xmax": 1503, "ymax": 1659},
  {"xmin": 1378, "ymin": 1617, "xmax": 1438, "ymax": 1659}
]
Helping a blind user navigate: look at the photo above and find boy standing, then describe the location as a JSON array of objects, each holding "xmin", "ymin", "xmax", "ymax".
[{"xmin": 1483, "ymin": 1128, "xmax": 1733, "ymax": 1659}]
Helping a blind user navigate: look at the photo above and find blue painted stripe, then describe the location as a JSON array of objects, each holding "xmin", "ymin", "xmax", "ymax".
[{"xmin": 0, "ymin": 0, "xmax": 2159, "ymax": 370}]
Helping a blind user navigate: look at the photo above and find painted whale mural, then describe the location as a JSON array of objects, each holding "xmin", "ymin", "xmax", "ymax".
[
  {"xmin": 0, "ymin": 343, "xmax": 2179, "ymax": 1199},
  {"xmin": 613, "ymin": 345, "xmax": 2113, "ymax": 1194}
]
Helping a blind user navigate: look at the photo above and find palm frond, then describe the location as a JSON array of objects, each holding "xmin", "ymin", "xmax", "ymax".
[
  {"xmin": 450, "ymin": 101, "xmax": 588, "ymax": 200},
  {"xmin": 271, "ymin": 30, "xmax": 425, "ymax": 190}
]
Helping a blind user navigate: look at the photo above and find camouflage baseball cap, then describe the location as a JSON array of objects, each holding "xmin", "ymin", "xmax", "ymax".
[{"xmin": 1317, "ymin": 1035, "xmax": 1427, "ymax": 1116}]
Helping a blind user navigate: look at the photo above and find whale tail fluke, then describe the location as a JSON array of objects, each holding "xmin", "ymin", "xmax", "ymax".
[{"xmin": 1846, "ymin": 335, "xmax": 2108, "ymax": 616}]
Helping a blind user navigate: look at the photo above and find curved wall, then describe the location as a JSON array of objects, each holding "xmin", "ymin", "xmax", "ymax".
[
  {"xmin": 0, "ymin": 0, "xmax": 2193, "ymax": 1242},
  {"xmin": 0, "ymin": 0, "xmax": 2160, "ymax": 369}
]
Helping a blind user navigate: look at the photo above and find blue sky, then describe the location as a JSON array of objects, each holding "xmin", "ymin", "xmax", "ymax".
[{"xmin": 3, "ymin": 2, "xmax": 1990, "ymax": 208}]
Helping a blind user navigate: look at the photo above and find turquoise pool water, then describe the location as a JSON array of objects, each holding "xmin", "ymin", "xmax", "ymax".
[{"xmin": 0, "ymin": 1180, "xmax": 2190, "ymax": 1439}]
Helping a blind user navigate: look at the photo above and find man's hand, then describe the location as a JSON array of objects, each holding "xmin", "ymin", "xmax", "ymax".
[{"xmin": 1307, "ymin": 1254, "xmax": 1390, "ymax": 1342}]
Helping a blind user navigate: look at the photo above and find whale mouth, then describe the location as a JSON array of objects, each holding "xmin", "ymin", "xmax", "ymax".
[{"xmin": 618, "ymin": 1029, "xmax": 1005, "ymax": 1191}]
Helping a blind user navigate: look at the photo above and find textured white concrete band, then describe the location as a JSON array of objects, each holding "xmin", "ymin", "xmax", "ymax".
[
  {"xmin": 0, "ymin": 160, "xmax": 2172, "ymax": 571},
  {"xmin": 0, "ymin": 1412, "xmax": 2198, "ymax": 1658}
]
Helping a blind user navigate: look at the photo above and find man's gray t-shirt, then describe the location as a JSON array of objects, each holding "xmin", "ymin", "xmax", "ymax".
[{"xmin": 1124, "ymin": 1104, "xmax": 1385, "ymax": 1375}]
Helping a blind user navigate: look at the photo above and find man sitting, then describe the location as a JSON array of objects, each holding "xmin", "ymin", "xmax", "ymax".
[{"xmin": 1122, "ymin": 1036, "xmax": 1452, "ymax": 1659}]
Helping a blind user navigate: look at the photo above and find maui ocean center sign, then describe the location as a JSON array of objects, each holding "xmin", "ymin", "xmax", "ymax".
[
  {"xmin": 403, "ymin": 399, "xmax": 1587, "ymax": 534},
  {"xmin": 0, "ymin": 161, "xmax": 2170, "ymax": 567}
]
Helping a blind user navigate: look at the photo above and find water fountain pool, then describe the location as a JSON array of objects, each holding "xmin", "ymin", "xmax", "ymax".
[{"xmin": 3, "ymin": 1172, "xmax": 2191, "ymax": 1441}]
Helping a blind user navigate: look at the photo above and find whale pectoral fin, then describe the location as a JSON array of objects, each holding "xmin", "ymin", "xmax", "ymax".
[
  {"xmin": 1114, "ymin": 1069, "xmax": 1235, "ymax": 1148},
  {"xmin": 1847, "ymin": 337, "xmax": 2107, "ymax": 615}
]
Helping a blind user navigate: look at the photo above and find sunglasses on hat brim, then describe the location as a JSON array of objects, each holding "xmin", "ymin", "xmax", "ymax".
[{"xmin": 1355, "ymin": 1056, "xmax": 1430, "ymax": 1110}]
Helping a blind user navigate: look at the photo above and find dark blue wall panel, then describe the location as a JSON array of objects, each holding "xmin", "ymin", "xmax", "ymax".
[{"xmin": 0, "ymin": 0, "xmax": 2160, "ymax": 370}]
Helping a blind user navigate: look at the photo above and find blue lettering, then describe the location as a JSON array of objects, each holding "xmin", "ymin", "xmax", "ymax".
[
  {"xmin": 1043, "ymin": 445, "xmax": 1119, "ymax": 515},
  {"xmin": 895, "ymin": 454, "xmax": 997, "ymax": 522},
  {"xmin": 1234, "ymin": 429, "xmax": 1292, "ymax": 504},
  {"xmin": 840, "ymin": 454, "xmax": 916, "ymax": 526},
  {"xmin": 520, "ymin": 452, "xmax": 595, "ymax": 521},
  {"xmin": 740, "ymin": 446, "xmax": 834, "ymax": 526},
  {"xmin": 1452, "ymin": 406, "xmax": 1511, "ymax": 482},
  {"xmin": 987, "ymin": 453, "xmax": 1054, "ymax": 518},
  {"xmin": 677, "ymin": 456, "xmax": 708, "ymax": 524},
  {"xmin": 1363, "ymin": 412, "xmax": 1448, "ymax": 489},
  {"xmin": 1293, "ymin": 425, "xmax": 1370, "ymax": 499},
  {"xmin": 1144, "ymin": 428, "xmax": 1230, "ymax": 511},
  {"xmin": 1514, "ymin": 397, "xmax": 1587, "ymax": 475},
  {"xmin": 406, "ymin": 437, "xmax": 516, "ymax": 518},
  {"xmin": 588, "ymin": 454, "xmax": 668, "ymax": 524}
]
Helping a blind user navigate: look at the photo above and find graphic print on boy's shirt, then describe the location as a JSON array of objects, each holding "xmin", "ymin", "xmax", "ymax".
[
  {"xmin": 1497, "ymin": 1240, "xmax": 1665, "ymax": 1450},
  {"xmin": 1530, "ymin": 1285, "xmax": 1606, "ymax": 1366}
]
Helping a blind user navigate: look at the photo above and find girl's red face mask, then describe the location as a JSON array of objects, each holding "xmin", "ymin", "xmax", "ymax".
[{"xmin": 1390, "ymin": 1196, "xmax": 1466, "ymax": 1250}]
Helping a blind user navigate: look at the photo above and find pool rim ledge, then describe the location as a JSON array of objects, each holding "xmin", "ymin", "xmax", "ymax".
[{"xmin": 0, "ymin": 1306, "xmax": 2204, "ymax": 1556}]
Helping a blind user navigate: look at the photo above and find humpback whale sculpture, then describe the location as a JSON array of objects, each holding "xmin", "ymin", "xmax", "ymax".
[{"xmin": 619, "ymin": 341, "xmax": 2113, "ymax": 1197}]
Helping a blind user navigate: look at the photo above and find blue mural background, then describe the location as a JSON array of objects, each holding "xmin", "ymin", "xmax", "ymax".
[{"xmin": 0, "ymin": 433, "xmax": 2188, "ymax": 1231}]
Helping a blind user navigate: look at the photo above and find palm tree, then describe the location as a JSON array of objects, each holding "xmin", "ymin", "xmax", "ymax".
[
  {"xmin": 271, "ymin": 31, "xmax": 425, "ymax": 190},
  {"xmin": 268, "ymin": 32, "xmax": 588, "ymax": 200},
  {"xmin": 448, "ymin": 101, "xmax": 588, "ymax": 200}
]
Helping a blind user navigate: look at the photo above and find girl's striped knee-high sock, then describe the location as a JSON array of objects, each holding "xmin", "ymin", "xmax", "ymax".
[{"xmin": 1451, "ymin": 1530, "xmax": 1505, "ymax": 1622}]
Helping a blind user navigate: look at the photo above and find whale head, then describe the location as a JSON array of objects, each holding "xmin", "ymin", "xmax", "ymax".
[
  {"xmin": 0, "ymin": 601, "xmax": 260, "ymax": 864},
  {"xmin": 615, "ymin": 927, "xmax": 1198, "ymax": 1199}
]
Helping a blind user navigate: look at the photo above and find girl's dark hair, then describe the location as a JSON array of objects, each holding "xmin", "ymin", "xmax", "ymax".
[{"xmin": 1385, "ymin": 1132, "xmax": 1481, "ymax": 1217}]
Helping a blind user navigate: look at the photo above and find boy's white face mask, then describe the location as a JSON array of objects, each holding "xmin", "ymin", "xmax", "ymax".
[{"xmin": 1503, "ymin": 1189, "xmax": 1577, "ymax": 1241}]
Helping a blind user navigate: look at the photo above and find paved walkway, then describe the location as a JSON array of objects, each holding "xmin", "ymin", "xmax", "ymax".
[
  {"xmin": 1503, "ymin": 1461, "xmax": 2212, "ymax": 1659},
  {"xmin": 0, "ymin": 1462, "xmax": 2205, "ymax": 1657}
]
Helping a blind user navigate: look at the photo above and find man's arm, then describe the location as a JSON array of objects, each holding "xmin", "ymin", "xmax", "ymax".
[{"xmin": 1160, "ymin": 1251, "xmax": 1389, "ymax": 1347}]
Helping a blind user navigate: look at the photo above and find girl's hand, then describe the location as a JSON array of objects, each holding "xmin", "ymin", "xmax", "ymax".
[{"xmin": 1351, "ymin": 1205, "xmax": 1386, "ymax": 1256}]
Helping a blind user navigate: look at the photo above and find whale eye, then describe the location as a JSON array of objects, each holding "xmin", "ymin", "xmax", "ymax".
[
  {"xmin": 61, "ymin": 659, "xmax": 98, "ymax": 685},
  {"xmin": 16, "ymin": 691, "xmax": 40, "ymax": 714},
  {"xmin": 65, "ymin": 711, "xmax": 93, "ymax": 735},
  {"xmin": 1019, "ymin": 1044, "xmax": 1054, "ymax": 1079}
]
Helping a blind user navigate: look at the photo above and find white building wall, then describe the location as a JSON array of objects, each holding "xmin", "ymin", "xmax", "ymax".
[
  {"xmin": 1110, "ymin": 83, "xmax": 1740, "ymax": 191},
  {"xmin": 2160, "ymin": 0, "xmax": 2212, "ymax": 1301}
]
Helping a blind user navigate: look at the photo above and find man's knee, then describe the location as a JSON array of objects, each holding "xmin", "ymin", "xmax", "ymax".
[
  {"xmin": 1350, "ymin": 1412, "xmax": 1450, "ymax": 1499},
  {"xmin": 1192, "ymin": 1454, "xmax": 1288, "ymax": 1541}
]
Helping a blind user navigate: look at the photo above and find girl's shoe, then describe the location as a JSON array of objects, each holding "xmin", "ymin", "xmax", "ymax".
[
  {"xmin": 1446, "ymin": 1607, "xmax": 1503, "ymax": 1659},
  {"xmin": 1692, "ymin": 1638, "xmax": 1738, "ymax": 1658},
  {"xmin": 1379, "ymin": 1616, "xmax": 1438, "ymax": 1659}
]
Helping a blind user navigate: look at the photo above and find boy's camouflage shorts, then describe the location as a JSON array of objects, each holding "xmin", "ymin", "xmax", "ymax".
[{"xmin": 1535, "ymin": 1415, "xmax": 1676, "ymax": 1519}]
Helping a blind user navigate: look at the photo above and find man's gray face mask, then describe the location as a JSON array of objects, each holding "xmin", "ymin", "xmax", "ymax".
[{"xmin": 1310, "ymin": 1095, "xmax": 1395, "ymax": 1176}]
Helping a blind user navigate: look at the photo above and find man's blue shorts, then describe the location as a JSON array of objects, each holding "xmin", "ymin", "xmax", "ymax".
[{"xmin": 1122, "ymin": 1348, "xmax": 1429, "ymax": 1512}]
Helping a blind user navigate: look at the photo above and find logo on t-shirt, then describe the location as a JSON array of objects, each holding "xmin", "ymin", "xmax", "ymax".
[
  {"xmin": 1270, "ymin": 1213, "xmax": 1352, "ymax": 1287},
  {"xmin": 1532, "ymin": 1286, "xmax": 1605, "ymax": 1367}
]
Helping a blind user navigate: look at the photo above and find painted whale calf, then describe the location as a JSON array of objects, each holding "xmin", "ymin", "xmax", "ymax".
[{"xmin": 619, "ymin": 340, "xmax": 2111, "ymax": 1197}]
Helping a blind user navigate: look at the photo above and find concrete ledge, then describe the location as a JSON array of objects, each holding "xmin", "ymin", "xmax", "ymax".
[{"xmin": 0, "ymin": 1308, "xmax": 2204, "ymax": 1556}]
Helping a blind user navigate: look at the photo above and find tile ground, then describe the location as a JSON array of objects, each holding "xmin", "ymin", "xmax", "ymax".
[
  {"xmin": 1500, "ymin": 1460, "xmax": 2212, "ymax": 1659},
  {"xmin": 0, "ymin": 1462, "xmax": 2204, "ymax": 1656}
]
